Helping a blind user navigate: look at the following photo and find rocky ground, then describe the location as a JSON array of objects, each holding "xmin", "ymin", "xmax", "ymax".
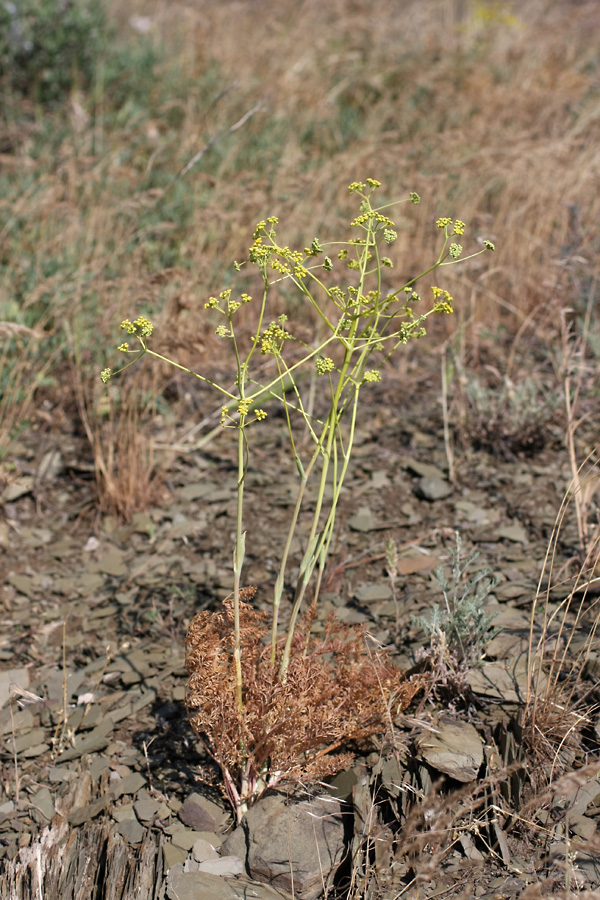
[{"xmin": 1, "ymin": 358, "xmax": 600, "ymax": 899}]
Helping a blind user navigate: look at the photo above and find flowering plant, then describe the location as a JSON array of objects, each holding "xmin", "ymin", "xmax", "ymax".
[{"xmin": 102, "ymin": 179, "xmax": 493, "ymax": 817}]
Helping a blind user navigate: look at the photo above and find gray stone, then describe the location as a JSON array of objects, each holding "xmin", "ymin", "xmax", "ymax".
[
  {"xmin": 569, "ymin": 814, "xmax": 597, "ymax": 841},
  {"xmin": 171, "ymin": 829, "xmax": 213, "ymax": 852},
  {"xmin": 223, "ymin": 794, "xmax": 347, "ymax": 900},
  {"xmin": 403, "ymin": 459, "xmax": 446, "ymax": 480},
  {"xmin": 179, "ymin": 792, "xmax": 229, "ymax": 832},
  {"xmin": 8, "ymin": 727, "xmax": 46, "ymax": 754},
  {"xmin": 134, "ymin": 794, "xmax": 161, "ymax": 823},
  {"xmin": 354, "ymin": 583, "xmax": 392, "ymax": 603},
  {"xmin": 110, "ymin": 771, "xmax": 146, "ymax": 799},
  {"xmin": 0, "ymin": 800, "xmax": 15, "ymax": 819},
  {"xmin": 166, "ymin": 870, "xmax": 238, "ymax": 900},
  {"xmin": 415, "ymin": 475, "xmax": 452, "ymax": 501},
  {"xmin": 192, "ymin": 838, "xmax": 220, "ymax": 862},
  {"xmin": 0, "ymin": 667, "xmax": 30, "ymax": 708},
  {"xmin": 57, "ymin": 718, "xmax": 113, "ymax": 761},
  {"xmin": 232, "ymin": 881, "xmax": 293, "ymax": 900},
  {"xmin": 197, "ymin": 855, "xmax": 244, "ymax": 876},
  {"xmin": 347, "ymin": 505, "xmax": 377, "ymax": 532},
  {"xmin": 30, "ymin": 787, "xmax": 54, "ymax": 822},
  {"xmin": 162, "ymin": 842, "xmax": 188, "ymax": 874},
  {"xmin": 553, "ymin": 775, "xmax": 600, "ymax": 816},
  {"xmin": 326, "ymin": 766, "xmax": 363, "ymax": 801},
  {"xmin": 67, "ymin": 796, "xmax": 110, "ymax": 826},
  {"xmin": 417, "ymin": 718, "xmax": 483, "ymax": 782},
  {"xmin": 116, "ymin": 817, "xmax": 145, "ymax": 844},
  {"xmin": 112, "ymin": 803, "xmax": 137, "ymax": 823},
  {"xmin": 497, "ymin": 523, "xmax": 528, "ymax": 544}
]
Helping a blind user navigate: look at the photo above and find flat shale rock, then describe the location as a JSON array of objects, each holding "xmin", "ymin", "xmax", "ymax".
[
  {"xmin": 166, "ymin": 869, "xmax": 238, "ymax": 900},
  {"xmin": 179, "ymin": 792, "xmax": 230, "ymax": 832},
  {"xmin": 223, "ymin": 794, "xmax": 347, "ymax": 900},
  {"xmin": 166, "ymin": 869, "xmax": 293, "ymax": 900},
  {"xmin": 417, "ymin": 717, "xmax": 484, "ymax": 782}
]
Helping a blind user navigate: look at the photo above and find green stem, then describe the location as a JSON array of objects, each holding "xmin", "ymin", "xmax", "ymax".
[
  {"xmin": 270, "ymin": 442, "xmax": 322, "ymax": 665},
  {"xmin": 232, "ymin": 421, "xmax": 246, "ymax": 712},
  {"xmin": 277, "ymin": 232, "xmax": 375, "ymax": 680}
]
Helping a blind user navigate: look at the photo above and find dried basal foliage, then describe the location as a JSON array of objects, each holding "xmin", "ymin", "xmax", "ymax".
[{"xmin": 185, "ymin": 587, "xmax": 424, "ymax": 820}]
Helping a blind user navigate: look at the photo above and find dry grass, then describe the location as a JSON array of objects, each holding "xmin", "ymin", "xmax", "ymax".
[
  {"xmin": 523, "ymin": 484, "xmax": 600, "ymax": 786},
  {"xmin": 1, "ymin": 0, "xmax": 599, "ymax": 511}
]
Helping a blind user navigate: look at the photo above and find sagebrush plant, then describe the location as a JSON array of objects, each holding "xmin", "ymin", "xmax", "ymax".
[
  {"xmin": 102, "ymin": 179, "xmax": 494, "ymax": 818},
  {"xmin": 413, "ymin": 532, "xmax": 501, "ymax": 695},
  {"xmin": 460, "ymin": 369, "xmax": 559, "ymax": 459}
]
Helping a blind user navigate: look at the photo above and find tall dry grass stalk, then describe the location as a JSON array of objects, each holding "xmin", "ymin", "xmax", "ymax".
[
  {"xmin": 70, "ymin": 343, "xmax": 174, "ymax": 518},
  {"xmin": 524, "ymin": 485, "xmax": 600, "ymax": 783},
  {"xmin": 0, "ymin": 322, "xmax": 47, "ymax": 455}
]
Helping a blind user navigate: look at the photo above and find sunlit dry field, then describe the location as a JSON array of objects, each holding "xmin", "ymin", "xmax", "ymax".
[
  {"xmin": 1, "ymin": 4, "xmax": 600, "ymax": 897},
  {"xmin": 1, "ymin": 1, "xmax": 599, "ymax": 480}
]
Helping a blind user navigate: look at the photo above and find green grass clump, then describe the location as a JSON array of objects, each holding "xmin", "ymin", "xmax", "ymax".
[{"xmin": 0, "ymin": 0, "xmax": 109, "ymax": 107}]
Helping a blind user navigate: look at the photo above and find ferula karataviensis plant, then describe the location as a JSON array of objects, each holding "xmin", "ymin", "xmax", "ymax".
[{"xmin": 102, "ymin": 179, "xmax": 494, "ymax": 818}]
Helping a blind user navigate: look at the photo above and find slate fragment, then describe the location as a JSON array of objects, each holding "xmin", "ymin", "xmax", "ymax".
[
  {"xmin": 67, "ymin": 796, "xmax": 111, "ymax": 826},
  {"xmin": 468, "ymin": 654, "xmax": 546, "ymax": 702},
  {"xmin": 416, "ymin": 718, "xmax": 483, "ymax": 782},
  {"xmin": 162, "ymin": 842, "xmax": 189, "ymax": 874},
  {"xmin": 134, "ymin": 792, "xmax": 161, "ymax": 823},
  {"xmin": 348, "ymin": 506, "xmax": 377, "ymax": 533},
  {"xmin": 2, "ymin": 475, "xmax": 34, "ymax": 502},
  {"xmin": 166, "ymin": 869, "xmax": 238, "ymax": 900},
  {"xmin": 57, "ymin": 718, "xmax": 114, "ymax": 761},
  {"xmin": 29, "ymin": 787, "xmax": 54, "ymax": 822},
  {"xmin": 110, "ymin": 772, "xmax": 146, "ymax": 800},
  {"xmin": 172, "ymin": 829, "xmax": 215, "ymax": 852},
  {"xmin": 192, "ymin": 838, "xmax": 220, "ymax": 863},
  {"xmin": 116, "ymin": 817, "xmax": 145, "ymax": 844},
  {"xmin": 179, "ymin": 793, "xmax": 229, "ymax": 832},
  {"xmin": 415, "ymin": 474, "xmax": 452, "ymax": 501},
  {"xmin": 198, "ymin": 856, "xmax": 244, "ymax": 876}
]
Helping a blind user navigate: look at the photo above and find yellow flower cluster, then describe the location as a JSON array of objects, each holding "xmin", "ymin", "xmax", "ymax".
[
  {"xmin": 436, "ymin": 217, "xmax": 466, "ymax": 236},
  {"xmin": 315, "ymin": 356, "xmax": 335, "ymax": 375},
  {"xmin": 348, "ymin": 178, "xmax": 381, "ymax": 193},
  {"xmin": 431, "ymin": 285, "xmax": 454, "ymax": 314},
  {"xmin": 120, "ymin": 316, "xmax": 154, "ymax": 337},
  {"xmin": 261, "ymin": 321, "xmax": 290, "ymax": 356}
]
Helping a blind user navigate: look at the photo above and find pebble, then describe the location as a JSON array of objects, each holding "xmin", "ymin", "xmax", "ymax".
[
  {"xmin": 415, "ymin": 474, "xmax": 452, "ymax": 501},
  {"xmin": 417, "ymin": 718, "xmax": 483, "ymax": 782},
  {"xmin": 67, "ymin": 796, "xmax": 110, "ymax": 826},
  {"xmin": 166, "ymin": 869, "xmax": 238, "ymax": 900}
]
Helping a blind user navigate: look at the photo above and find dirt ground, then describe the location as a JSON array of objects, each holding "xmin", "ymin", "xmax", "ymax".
[{"xmin": 1, "ymin": 349, "xmax": 600, "ymax": 899}]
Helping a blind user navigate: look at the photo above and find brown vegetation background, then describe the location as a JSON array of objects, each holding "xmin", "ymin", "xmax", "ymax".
[{"xmin": 1, "ymin": 0, "xmax": 599, "ymax": 509}]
